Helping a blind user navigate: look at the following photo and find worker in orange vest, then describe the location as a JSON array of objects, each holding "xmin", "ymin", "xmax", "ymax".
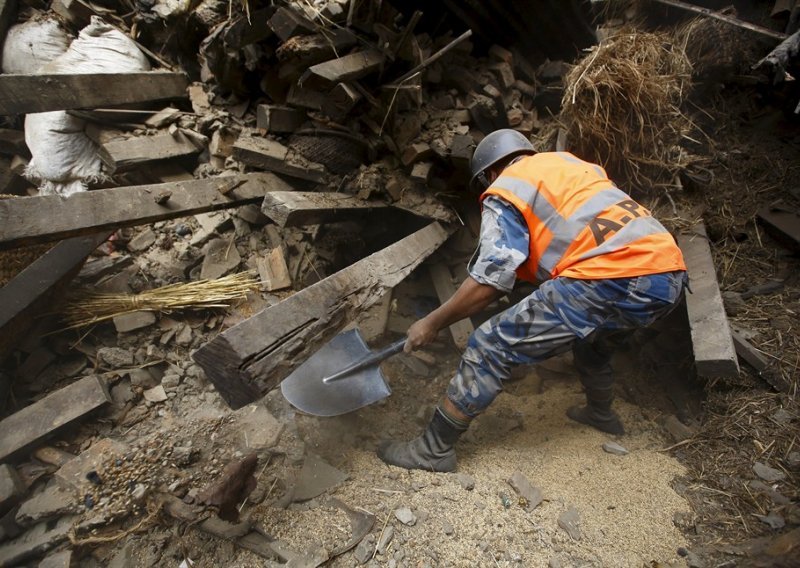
[{"xmin": 378, "ymin": 129, "xmax": 688, "ymax": 472}]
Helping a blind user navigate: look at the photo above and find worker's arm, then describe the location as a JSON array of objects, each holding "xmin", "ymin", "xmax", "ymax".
[{"xmin": 404, "ymin": 277, "xmax": 503, "ymax": 352}]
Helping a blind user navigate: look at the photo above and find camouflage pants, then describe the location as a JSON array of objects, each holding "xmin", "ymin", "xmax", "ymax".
[{"xmin": 447, "ymin": 271, "xmax": 687, "ymax": 418}]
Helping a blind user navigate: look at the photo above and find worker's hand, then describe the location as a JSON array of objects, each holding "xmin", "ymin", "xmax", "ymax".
[{"xmin": 404, "ymin": 317, "xmax": 439, "ymax": 353}]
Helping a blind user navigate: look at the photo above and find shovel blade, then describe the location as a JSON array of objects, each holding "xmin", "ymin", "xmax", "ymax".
[{"xmin": 280, "ymin": 329, "xmax": 392, "ymax": 417}]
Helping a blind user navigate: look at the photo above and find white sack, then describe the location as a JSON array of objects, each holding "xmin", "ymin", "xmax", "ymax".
[
  {"xmin": 1, "ymin": 17, "xmax": 71, "ymax": 74},
  {"xmin": 24, "ymin": 17, "xmax": 151, "ymax": 196}
]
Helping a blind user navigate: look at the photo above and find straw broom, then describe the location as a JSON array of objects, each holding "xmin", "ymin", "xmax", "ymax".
[{"xmin": 60, "ymin": 271, "xmax": 260, "ymax": 330}]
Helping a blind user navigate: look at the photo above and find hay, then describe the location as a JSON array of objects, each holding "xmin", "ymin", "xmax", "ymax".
[
  {"xmin": 61, "ymin": 271, "xmax": 261, "ymax": 330},
  {"xmin": 0, "ymin": 195, "xmax": 53, "ymax": 287},
  {"xmin": 561, "ymin": 28, "xmax": 694, "ymax": 191}
]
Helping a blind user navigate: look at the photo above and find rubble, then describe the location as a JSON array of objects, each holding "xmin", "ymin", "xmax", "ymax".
[{"xmin": 0, "ymin": 0, "xmax": 797, "ymax": 566}]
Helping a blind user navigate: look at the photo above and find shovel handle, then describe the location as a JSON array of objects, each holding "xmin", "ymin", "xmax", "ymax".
[{"xmin": 322, "ymin": 338, "xmax": 406, "ymax": 383}]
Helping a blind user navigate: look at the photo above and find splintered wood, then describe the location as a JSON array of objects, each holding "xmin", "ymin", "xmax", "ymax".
[{"xmin": 192, "ymin": 222, "xmax": 450, "ymax": 409}]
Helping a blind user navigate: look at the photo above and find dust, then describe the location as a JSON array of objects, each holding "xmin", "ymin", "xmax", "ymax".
[{"xmin": 288, "ymin": 353, "xmax": 690, "ymax": 567}]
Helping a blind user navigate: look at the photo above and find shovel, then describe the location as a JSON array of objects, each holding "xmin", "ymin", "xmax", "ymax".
[{"xmin": 280, "ymin": 329, "xmax": 406, "ymax": 417}]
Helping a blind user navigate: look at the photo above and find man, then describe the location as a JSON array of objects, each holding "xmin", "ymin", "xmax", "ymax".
[{"xmin": 378, "ymin": 129, "xmax": 687, "ymax": 473}]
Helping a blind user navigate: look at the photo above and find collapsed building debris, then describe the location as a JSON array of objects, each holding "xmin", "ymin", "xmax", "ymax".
[{"xmin": 0, "ymin": 0, "xmax": 798, "ymax": 566}]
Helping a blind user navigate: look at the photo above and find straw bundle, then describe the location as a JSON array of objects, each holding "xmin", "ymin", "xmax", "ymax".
[
  {"xmin": 61, "ymin": 271, "xmax": 260, "ymax": 330},
  {"xmin": 561, "ymin": 29, "xmax": 693, "ymax": 191},
  {"xmin": 0, "ymin": 195, "xmax": 53, "ymax": 287}
]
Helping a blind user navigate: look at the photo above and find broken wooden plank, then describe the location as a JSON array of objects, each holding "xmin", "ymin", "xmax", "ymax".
[
  {"xmin": 0, "ymin": 375, "xmax": 111, "ymax": 462},
  {"xmin": 757, "ymin": 204, "xmax": 800, "ymax": 252},
  {"xmin": 299, "ymin": 49, "xmax": 384, "ymax": 89},
  {"xmin": 192, "ymin": 222, "xmax": 450, "ymax": 409},
  {"xmin": 256, "ymin": 248, "xmax": 292, "ymax": 291},
  {"xmin": 429, "ymin": 263, "xmax": 474, "ymax": 349},
  {"xmin": 677, "ymin": 224, "xmax": 740, "ymax": 377},
  {"xmin": 0, "ymin": 173, "xmax": 293, "ymax": 250},
  {"xmin": 652, "ymin": 0, "xmax": 788, "ymax": 41},
  {"xmin": 98, "ymin": 131, "xmax": 201, "ymax": 173},
  {"xmin": 261, "ymin": 191, "xmax": 389, "ymax": 228},
  {"xmin": 0, "ymin": 233, "xmax": 109, "ymax": 362},
  {"xmin": 0, "ymin": 72, "xmax": 188, "ymax": 115},
  {"xmin": 730, "ymin": 329, "xmax": 790, "ymax": 392},
  {"xmin": 232, "ymin": 132, "xmax": 327, "ymax": 184}
]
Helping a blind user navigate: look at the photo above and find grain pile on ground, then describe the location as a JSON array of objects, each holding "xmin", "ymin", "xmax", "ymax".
[{"xmin": 561, "ymin": 29, "xmax": 694, "ymax": 191}]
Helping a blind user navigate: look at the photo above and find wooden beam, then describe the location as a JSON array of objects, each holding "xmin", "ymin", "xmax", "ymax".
[
  {"xmin": 0, "ymin": 72, "xmax": 188, "ymax": 115},
  {"xmin": 261, "ymin": 191, "xmax": 389, "ymax": 228},
  {"xmin": 0, "ymin": 233, "xmax": 109, "ymax": 362},
  {"xmin": 651, "ymin": 0, "xmax": 788, "ymax": 42},
  {"xmin": 192, "ymin": 222, "xmax": 451, "ymax": 409},
  {"xmin": 98, "ymin": 131, "xmax": 201, "ymax": 173},
  {"xmin": 428, "ymin": 263, "xmax": 473, "ymax": 349},
  {"xmin": 0, "ymin": 375, "xmax": 111, "ymax": 462},
  {"xmin": 299, "ymin": 50, "xmax": 384, "ymax": 89},
  {"xmin": 233, "ymin": 133, "xmax": 327, "ymax": 184},
  {"xmin": 0, "ymin": 173, "xmax": 294, "ymax": 250},
  {"xmin": 677, "ymin": 224, "xmax": 740, "ymax": 377}
]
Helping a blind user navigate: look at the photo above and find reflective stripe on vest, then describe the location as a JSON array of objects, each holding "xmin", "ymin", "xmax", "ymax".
[{"xmin": 481, "ymin": 152, "xmax": 685, "ymax": 282}]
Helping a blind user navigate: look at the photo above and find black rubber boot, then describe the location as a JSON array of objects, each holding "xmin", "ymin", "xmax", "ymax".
[
  {"xmin": 566, "ymin": 386, "xmax": 625, "ymax": 435},
  {"xmin": 377, "ymin": 407, "xmax": 469, "ymax": 472}
]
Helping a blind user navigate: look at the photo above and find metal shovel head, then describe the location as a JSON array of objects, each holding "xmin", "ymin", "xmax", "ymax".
[{"xmin": 280, "ymin": 329, "xmax": 392, "ymax": 417}]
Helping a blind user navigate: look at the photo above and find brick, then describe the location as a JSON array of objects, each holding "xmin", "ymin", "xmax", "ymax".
[
  {"xmin": 256, "ymin": 104, "xmax": 307, "ymax": 134},
  {"xmin": 401, "ymin": 142, "xmax": 432, "ymax": 166}
]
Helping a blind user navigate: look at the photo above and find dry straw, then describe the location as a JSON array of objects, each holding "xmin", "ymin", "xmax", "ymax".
[
  {"xmin": 61, "ymin": 271, "xmax": 260, "ymax": 330},
  {"xmin": 561, "ymin": 28, "xmax": 694, "ymax": 191}
]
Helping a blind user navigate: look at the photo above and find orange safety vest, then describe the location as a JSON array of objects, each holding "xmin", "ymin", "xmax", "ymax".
[{"xmin": 480, "ymin": 152, "xmax": 686, "ymax": 282}]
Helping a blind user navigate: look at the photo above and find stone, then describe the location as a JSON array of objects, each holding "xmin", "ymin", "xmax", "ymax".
[
  {"xmin": 0, "ymin": 465, "xmax": 25, "ymax": 514},
  {"xmin": 353, "ymin": 537, "xmax": 373, "ymax": 564},
  {"xmin": 753, "ymin": 462, "xmax": 786, "ymax": 482},
  {"xmin": 200, "ymin": 237, "xmax": 241, "ymax": 280},
  {"xmin": 161, "ymin": 373, "xmax": 181, "ymax": 391},
  {"xmin": 394, "ymin": 507, "xmax": 416, "ymax": 526},
  {"xmin": 660, "ymin": 415, "xmax": 695, "ymax": 443},
  {"xmin": 377, "ymin": 525, "xmax": 394, "ymax": 554},
  {"xmin": 755, "ymin": 510, "xmax": 786, "ymax": 529},
  {"xmin": 507, "ymin": 471, "xmax": 543, "ymax": 511},
  {"xmin": 15, "ymin": 482, "xmax": 78, "ymax": 527},
  {"xmin": 129, "ymin": 368, "xmax": 157, "ymax": 388},
  {"xmin": 96, "ymin": 347, "xmax": 134, "ymax": 368},
  {"xmin": 127, "ymin": 228, "xmax": 156, "ymax": 252},
  {"xmin": 602, "ymin": 441, "xmax": 629, "ymax": 456},
  {"xmin": 110, "ymin": 380, "xmax": 136, "ymax": 405},
  {"xmin": 557, "ymin": 507, "xmax": 581, "ymax": 541},
  {"xmin": 175, "ymin": 324, "xmax": 194, "ymax": 346},
  {"xmin": 38, "ymin": 549, "xmax": 72, "ymax": 568},
  {"xmin": 442, "ymin": 519, "xmax": 454, "ymax": 535},
  {"xmin": 56, "ymin": 439, "xmax": 129, "ymax": 492},
  {"xmin": 454, "ymin": 472, "xmax": 475, "ymax": 491},
  {"xmin": 292, "ymin": 454, "xmax": 348, "ymax": 502},
  {"xmin": 233, "ymin": 403, "xmax": 285, "ymax": 451},
  {"xmin": 113, "ymin": 311, "xmax": 157, "ymax": 333},
  {"xmin": 143, "ymin": 385, "xmax": 168, "ymax": 403}
]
